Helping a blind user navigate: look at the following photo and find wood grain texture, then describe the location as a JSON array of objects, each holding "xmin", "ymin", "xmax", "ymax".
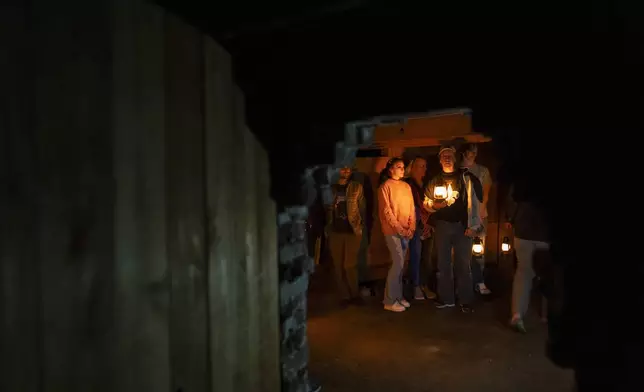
[
  {"xmin": 1, "ymin": 1, "xmax": 281, "ymax": 390},
  {"xmin": 164, "ymin": 12, "xmax": 209, "ymax": 392}
]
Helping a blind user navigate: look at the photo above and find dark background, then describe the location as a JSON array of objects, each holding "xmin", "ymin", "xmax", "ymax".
[{"xmin": 160, "ymin": 0, "xmax": 642, "ymax": 205}]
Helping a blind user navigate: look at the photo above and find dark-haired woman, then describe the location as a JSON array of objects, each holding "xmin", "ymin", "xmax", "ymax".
[{"xmin": 378, "ymin": 158, "xmax": 416, "ymax": 312}]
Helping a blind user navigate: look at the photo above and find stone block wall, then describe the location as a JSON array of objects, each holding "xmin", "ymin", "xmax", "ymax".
[
  {"xmin": 277, "ymin": 123, "xmax": 375, "ymax": 392},
  {"xmin": 278, "ymin": 207, "xmax": 314, "ymax": 392}
]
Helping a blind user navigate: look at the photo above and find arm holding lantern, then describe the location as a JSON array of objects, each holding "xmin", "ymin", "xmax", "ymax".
[{"xmin": 424, "ymin": 177, "xmax": 446, "ymax": 212}]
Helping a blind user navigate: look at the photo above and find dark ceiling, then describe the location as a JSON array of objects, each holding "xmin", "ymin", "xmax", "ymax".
[
  {"xmin": 161, "ymin": 0, "xmax": 641, "ymax": 132},
  {"xmin": 159, "ymin": 0, "xmax": 642, "ymax": 202}
]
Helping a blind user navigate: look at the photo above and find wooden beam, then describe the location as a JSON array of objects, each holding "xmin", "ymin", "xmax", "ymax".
[
  {"xmin": 372, "ymin": 133, "xmax": 492, "ymax": 149},
  {"xmin": 373, "ymin": 112, "xmax": 472, "ymax": 143},
  {"xmin": 369, "ymin": 111, "xmax": 491, "ymax": 149}
]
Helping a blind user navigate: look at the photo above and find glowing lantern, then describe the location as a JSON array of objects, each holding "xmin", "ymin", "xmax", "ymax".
[
  {"xmin": 434, "ymin": 181, "xmax": 458, "ymax": 206},
  {"xmin": 434, "ymin": 183, "xmax": 447, "ymax": 200},
  {"xmin": 502, "ymin": 236, "xmax": 511, "ymax": 253},
  {"xmin": 472, "ymin": 237, "xmax": 484, "ymax": 256}
]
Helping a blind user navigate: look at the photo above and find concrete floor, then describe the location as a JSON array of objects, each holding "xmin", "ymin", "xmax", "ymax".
[{"xmin": 307, "ymin": 266, "xmax": 574, "ymax": 392}]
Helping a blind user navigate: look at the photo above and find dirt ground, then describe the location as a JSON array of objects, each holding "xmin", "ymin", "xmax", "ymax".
[{"xmin": 307, "ymin": 265, "xmax": 574, "ymax": 392}]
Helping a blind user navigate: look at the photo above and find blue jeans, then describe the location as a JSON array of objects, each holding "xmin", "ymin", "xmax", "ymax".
[
  {"xmin": 407, "ymin": 222, "xmax": 422, "ymax": 287},
  {"xmin": 383, "ymin": 235, "xmax": 409, "ymax": 305}
]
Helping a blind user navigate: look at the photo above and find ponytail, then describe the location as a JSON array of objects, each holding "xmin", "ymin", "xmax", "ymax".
[
  {"xmin": 378, "ymin": 168, "xmax": 390, "ymax": 187},
  {"xmin": 378, "ymin": 157, "xmax": 404, "ymax": 187}
]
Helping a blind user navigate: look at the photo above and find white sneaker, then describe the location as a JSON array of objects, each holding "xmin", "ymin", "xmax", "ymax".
[
  {"xmin": 384, "ymin": 302, "xmax": 406, "ymax": 312},
  {"xmin": 476, "ymin": 283, "xmax": 492, "ymax": 295},
  {"xmin": 399, "ymin": 299, "xmax": 411, "ymax": 308}
]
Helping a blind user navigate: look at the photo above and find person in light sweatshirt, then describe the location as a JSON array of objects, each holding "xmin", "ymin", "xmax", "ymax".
[{"xmin": 377, "ymin": 157, "xmax": 416, "ymax": 312}]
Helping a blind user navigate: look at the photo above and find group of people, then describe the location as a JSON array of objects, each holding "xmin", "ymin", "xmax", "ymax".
[
  {"xmin": 324, "ymin": 142, "xmax": 550, "ymax": 331},
  {"xmin": 378, "ymin": 144, "xmax": 488, "ymax": 313}
]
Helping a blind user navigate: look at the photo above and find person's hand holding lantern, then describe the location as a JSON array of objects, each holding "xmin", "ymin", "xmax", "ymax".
[{"xmin": 431, "ymin": 183, "xmax": 449, "ymax": 209}]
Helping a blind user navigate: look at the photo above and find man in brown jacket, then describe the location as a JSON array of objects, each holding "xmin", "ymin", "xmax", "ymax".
[{"xmin": 325, "ymin": 166, "xmax": 365, "ymax": 305}]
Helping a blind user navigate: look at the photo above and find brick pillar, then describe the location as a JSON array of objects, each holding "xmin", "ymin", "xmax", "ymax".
[{"xmin": 278, "ymin": 206, "xmax": 314, "ymax": 392}]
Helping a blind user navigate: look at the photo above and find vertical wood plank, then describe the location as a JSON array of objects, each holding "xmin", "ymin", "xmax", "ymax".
[
  {"xmin": 0, "ymin": 5, "xmax": 41, "ymax": 392},
  {"xmin": 241, "ymin": 123, "xmax": 261, "ymax": 390},
  {"xmin": 256, "ymin": 142, "xmax": 281, "ymax": 391},
  {"xmin": 230, "ymin": 86, "xmax": 251, "ymax": 392},
  {"xmin": 112, "ymin": 1, "xmax": 171, "ymax": 391},
  {"xmin": 32, "ymin": 2, "xmax": 114, "ymax": 391},
  {"xmin": 203, "ymin": 37, "xmax": 236, "ymax": 391},
  {"xmin": 164, "ymin": 12, "xmax": 209, "ymax": 392},
  {"xmin": 132, "ymin": 5, "xmax": 172, "ymax": 391},
  {"xmin": 112, "ymin": 1, "xmax": 140, "ymax": 391}
]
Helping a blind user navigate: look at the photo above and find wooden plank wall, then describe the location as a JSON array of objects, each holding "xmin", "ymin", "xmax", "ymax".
[
  {"xmin": 0, "ymin": 5, "xmax": 45, "ymax": 392},
  {"xmin": 0, "ymin": 0, "xmax": 281, "ymax": 391},
  {"xmin": 198, "ymin": 5, "xmax": 281, "ymax": 392},
  {"xmin": 112, "ymin": 1, "xmax": 171, "ymax": 391},
  {"xmin": 164, "ymin": 12, "xmax": 210, "ymax": 392},
  {"xmin": 32, "ymin": 1, "xmax": 115, "ymax": 391},
  {"xmin": 204, "ymin": 35, "xmax": 281, "ymax": 392}
]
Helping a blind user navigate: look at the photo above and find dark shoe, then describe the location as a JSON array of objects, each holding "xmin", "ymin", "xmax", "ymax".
[
  {"xmin": 435, "ymin": 300, "xmax": 456, "ymax": 309},
  {"xmin": 460, "ymin": 304, "xmax": 474, "ymax": 313}
]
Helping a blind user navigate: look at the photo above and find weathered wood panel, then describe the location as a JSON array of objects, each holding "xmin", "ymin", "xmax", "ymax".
[
  {"xmin": 112, "ymin": 1, "xmax": 171, "ymax": 391},
  {"xmin": 203, "ymin": 38, "xmax": 237, "ymax": 392},
  {"xmin": 204, "ymin": 36, "xmax": 281, "ymax": 392},
  {"xmin": 31, "ymin": 1, "xmax": 115, "ymax": 391},
  {"xmin": 256, "ymin": 141, "xmax": 281, "ymax": 392},
  {"xmin": 239, "ymin": 113, "xmax": 262, "ymax": 391},
  {"xmin": 229, "ymin": 87, "xmax": 251, "ymax": 391},
  {"xmin": 0, "ymin": 6, "xmax": 42, "ymax": 392},
  {"xmin": 1, "ymin": 1, "xmax": 281, "ymax": 391},
  {"xmin": 165, "ymin": 12, "xmax": 210, "ymax": 392}
]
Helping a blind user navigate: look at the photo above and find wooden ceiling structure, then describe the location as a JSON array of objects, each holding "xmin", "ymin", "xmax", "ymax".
[{"xmin": 368, "ymin": 108, "xmax": 491, "ymax": 155}]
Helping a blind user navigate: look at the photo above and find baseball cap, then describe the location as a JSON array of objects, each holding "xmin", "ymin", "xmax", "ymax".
[{"xmin": 438, "ymin": 145, "xmax": 456, "ymax": 156}]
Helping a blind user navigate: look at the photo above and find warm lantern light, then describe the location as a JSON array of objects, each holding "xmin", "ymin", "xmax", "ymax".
[
  {"xmin": 472, "ymin": 237, "xmax": 484, "ymax": 256},
  {"xmin": 434, "ymin": 185, "xmax": 447, "ymax": 200},
  {"xmin": 502, "ymin": 236, "xmax": 511, "ymax": 253}
]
